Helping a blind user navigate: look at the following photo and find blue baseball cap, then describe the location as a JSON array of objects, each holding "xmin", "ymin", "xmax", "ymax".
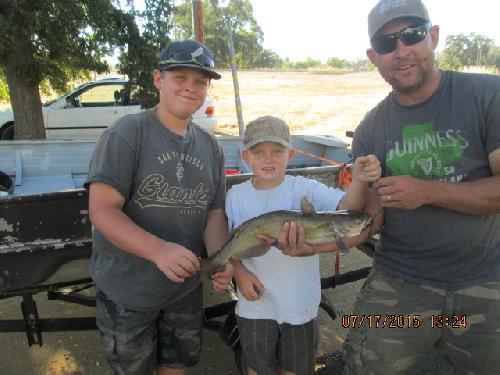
[{"xmin": 158, "ymin": 39, "xmax": 221, "ymax": 80}]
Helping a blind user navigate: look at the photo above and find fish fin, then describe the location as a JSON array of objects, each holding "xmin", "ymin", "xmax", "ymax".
[
  {"xmin": 300, "ymin": 196, "xmax": 316, "ymax": 216},
  {"xmin": 332, "ymin": 225, "xmax": 349, "ymax": 254},
  {"xmin": 233, "ymin": 242, "xmax": 272, "ymax": 259}
]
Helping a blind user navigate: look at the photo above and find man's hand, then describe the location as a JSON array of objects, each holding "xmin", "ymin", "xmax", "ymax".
[
  {"xmin": 211, "ymin": 262, "xmax": 234, "ymax": 293},
  {"xmin": 375, "ymin": 175, "xmax": 431, "ymax": 209},
  {"xmin": 153, "ymin": 242, "xmax": 200, "ymax": 283},
  {"xmin": 259, "ymin": 221, "xmax": 317, "ymax": 257}
]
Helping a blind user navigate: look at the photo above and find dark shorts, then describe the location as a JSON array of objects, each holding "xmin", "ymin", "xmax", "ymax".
[
  {"xmin": 236, "ymin": 315, "xmax": 318, "ymax": 375},
  {"xmin": 342, "ymin": 267, "xmax": 500, "ymax": 375},
  {"xmin": 95, "ymin": 285, "xmax": 203, "ymax": 375}
]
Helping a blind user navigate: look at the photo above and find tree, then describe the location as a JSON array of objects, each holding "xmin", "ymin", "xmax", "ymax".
[
  {"xmin": 0, "ymin": 1, "xmax": 117, "ymax": 138},
  {"xmin": 0, "ymin": 68, "xmax": 9, "ymax": 103},
  {"xmin": 485, "ymin": 45, "xmax": 500, "ymax": 70},
  {"xmin": 0, "ymin": 0, "xmax": 175, "ymax": 139},
  {"xmin": 438, "ymin": 33, "xmax": 493, "ymax": 71},
  {"xmin": 171, "ymin": 0, "xmax": 281, "ymax": 69},
  {"xmin": 116, "ymin": 0, "xmax": 175, "ymax": 109}
]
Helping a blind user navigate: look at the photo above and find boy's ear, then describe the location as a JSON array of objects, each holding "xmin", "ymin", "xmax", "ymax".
[
  {"xmin": 288, "ymin": 149, "xmax": 296, "ymax": 160},
  {"xmin": 241, "ymin": 150, "xmax": 250, "ymax": 164}
]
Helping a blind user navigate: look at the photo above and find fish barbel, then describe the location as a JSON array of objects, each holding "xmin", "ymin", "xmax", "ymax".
[{"xmin": 201, "ymin": 197, "xmax": 372, "ymax": 273}]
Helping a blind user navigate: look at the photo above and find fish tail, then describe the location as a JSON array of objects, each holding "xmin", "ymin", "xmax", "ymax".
[{"xmin": 199, "ymin": 259, "xmax": 225, "ymax": 274}]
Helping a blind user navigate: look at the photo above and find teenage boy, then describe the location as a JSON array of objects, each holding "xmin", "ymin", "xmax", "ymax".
[{"xmin": 86, "ymin": 39, "xmax": 232, "ymax": 375}]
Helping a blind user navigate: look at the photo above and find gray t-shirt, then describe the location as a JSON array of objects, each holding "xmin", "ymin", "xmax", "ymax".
[
  {"xmin": 85, "ymin": 108, "xmax": 226, "ymax": 310},
  {"xmin": 353, "ymin": 70, "xmax": 500, "ymax": 288}
]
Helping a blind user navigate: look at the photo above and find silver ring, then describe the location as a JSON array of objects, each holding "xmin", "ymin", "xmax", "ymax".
[{"xmin": 386, "ymin": 195, "xmax": 391, "ymax": 201}]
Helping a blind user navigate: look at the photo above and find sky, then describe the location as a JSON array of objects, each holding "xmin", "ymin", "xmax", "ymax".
[{"xmin": 249, "ymin": 0, "xmax": 500, "ymax": 62}]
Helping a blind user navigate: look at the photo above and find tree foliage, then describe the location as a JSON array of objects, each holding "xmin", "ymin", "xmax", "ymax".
[
  {"xmin": 484, "ymin": 45, "xmax": 500, "ymax": 70},
  {"xmin": 0, "ymin": 68, "xmax": 9, "ymax": 102},
  {"xmin": 438, "ymin": 33, "xmax": 495, "ymax": 71},
  {"xmin": 116, "ymin": 0, "xmax": 175, "ymax": 109},
  {"xmin": 282, "ymin": 57, "xmax": 320, "ymax": 70},
  {"xmin": 326, "ymin": 57, "xmax": 373, "ymax": 72},
  {"xmin": 0, "ymin": 0, "xmax": 174, "ymax": 139},
  {"xmin": 171, "ymin": 0, "xmax": 281, "ymax": 69}
]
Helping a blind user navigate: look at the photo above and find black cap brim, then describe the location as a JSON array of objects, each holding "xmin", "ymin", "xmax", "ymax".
[{"xmin": 161, "ymin": 63, "xmax": 221, "ymax": 80}]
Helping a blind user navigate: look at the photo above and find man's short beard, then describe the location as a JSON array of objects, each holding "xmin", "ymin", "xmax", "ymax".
[
  {"xmin": 390, "ymin": 66, "xmax": 432, "ymax": 94},
  {"xmin": 387, "ymin": 54, "xmax": 436, "ymax": 94}
]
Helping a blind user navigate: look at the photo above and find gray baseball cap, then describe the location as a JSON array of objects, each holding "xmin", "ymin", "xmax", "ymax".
[
  {"xmin": 243, "ymin": 116, "xmax": 291, "ymax": 151},
  {"xmin": 158, "ymin": 39, "xmax": 221, "ymax": 80},
  {"xmin": 368, "ymin": 0, "xmax": 430, "ymax": 39}
]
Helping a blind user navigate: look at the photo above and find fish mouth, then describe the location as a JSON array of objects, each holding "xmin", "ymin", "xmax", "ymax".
[
  {"xmin": 361, "ymin": 210, "xmax": 382, "ymax": 232},
  {"xmin": 330, "ymin": 214, "xmax": 373, "ymax": 238}
]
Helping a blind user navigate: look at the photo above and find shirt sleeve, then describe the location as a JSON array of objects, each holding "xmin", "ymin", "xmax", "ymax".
[
  {"xmin": 352, "ymin": 115, "xmax": 372, "ymax": 160},
  {"xmin": 484, "ymin": 79, "xmax": 500, "ymax": 156},
  {"xmin": 84, "ymin": 128, "xmax": 136, "ymax": 201}
]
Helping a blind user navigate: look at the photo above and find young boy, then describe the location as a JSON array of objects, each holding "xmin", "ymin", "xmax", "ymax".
[{"xmin": 225, "ymin": 116, "xmax": 381, "ymax": 375}]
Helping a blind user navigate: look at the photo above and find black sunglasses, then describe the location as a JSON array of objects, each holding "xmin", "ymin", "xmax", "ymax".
[
  {"xmin": 371, "ymin": 22, "xmax": 432, "ymax": 54},
  {"xmin": 159, "ymin": 50, "xmax": 215, "ymax": 69}
]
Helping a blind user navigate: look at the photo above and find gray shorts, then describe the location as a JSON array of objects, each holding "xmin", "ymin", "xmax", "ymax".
[
  {"xmin": 236, "ymin": 315, "xmax": 318, "ymax": 375},
  {"xmin": 95, "ymin": 285, "xmax": 203, "ymax": 375},
  {"xmin": 342, "ymin": 267, "xmax": 500, "ymax": 375}
]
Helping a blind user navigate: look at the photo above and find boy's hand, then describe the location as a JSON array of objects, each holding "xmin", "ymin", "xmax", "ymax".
[
  {"xmin": 211, "ymin": 262, "xmax": 234, "ymax": 293},
  {"xmin": 233, "ymin": 262, "xmax": 265, "ymax": 301},
  {"xmin": 353, "ymin": 154, "xmax": 381, "ymax": 183},
  {"xmin": 259, "ymin": 222, "xmax": 317, "ymax": 257},
  {"xmin": 154, "ymin": 242, "xmax": 200, "ymax": 283}
]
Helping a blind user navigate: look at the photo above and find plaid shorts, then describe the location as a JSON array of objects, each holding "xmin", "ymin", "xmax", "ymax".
[
  {"xmin": 343, "ymin": 267, "xmax": 500, "ymax": 375},
  {"xmin": 95, "ymin": 285, "xmax": 203, "ymax": 375},
  {"xmin": 236, "ymin": 315, "xmax": 318, "ymax": 375}
]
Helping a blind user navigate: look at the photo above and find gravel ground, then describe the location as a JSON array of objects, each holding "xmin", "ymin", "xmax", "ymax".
[{"xmin": 0, "ymin": 249, "xmax": 370, "ymax": 375}]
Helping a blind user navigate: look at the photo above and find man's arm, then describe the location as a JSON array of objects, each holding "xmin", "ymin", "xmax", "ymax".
[
  {"xmin": 375, "ymin": 149, "xmax": 500, "ymax": 214},
  {"xmin": 88, "ymin": 182, "xmax": 200, "ymax": 282}
]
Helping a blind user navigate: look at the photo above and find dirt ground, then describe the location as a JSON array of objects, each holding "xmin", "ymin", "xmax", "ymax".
[
  {"xmin": 0, "ymin": 70, "xmax": 393, "ymax": 374},
  {"xmin": 211, "ymin": 69, "xmax": 390, "ymax": 141},
  {"xmin": 0, "ymin": 250, "xmax": 371, "ymax": 375}
]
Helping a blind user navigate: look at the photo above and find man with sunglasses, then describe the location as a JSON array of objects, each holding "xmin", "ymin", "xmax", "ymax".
[
  {"xmin": 85, "ymin": 39, "xmax": 233, "ymax": 375},
  {"xmin": 342, "ymin": 0, "xmax": 500, "ymax": 374}
]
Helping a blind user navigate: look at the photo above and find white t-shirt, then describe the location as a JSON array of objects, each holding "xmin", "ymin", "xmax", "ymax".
[{"xmin": 225, "ymin": 175, "xmax": 344, "ymax": 324}]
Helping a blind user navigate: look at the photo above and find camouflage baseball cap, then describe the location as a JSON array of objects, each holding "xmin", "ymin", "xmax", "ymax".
[
  {"xmin": 242, "ymin": 116, "xmax": 291, "ymax": 151},
  {"xmin": 368, "ymin": 0, "xmax": 430, "ymax": 39}
]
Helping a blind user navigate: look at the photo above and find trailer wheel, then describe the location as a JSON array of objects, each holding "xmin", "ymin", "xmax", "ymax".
[{"xmin": 0, "ymin": 123, "xmax": 14, "ymax": 140}]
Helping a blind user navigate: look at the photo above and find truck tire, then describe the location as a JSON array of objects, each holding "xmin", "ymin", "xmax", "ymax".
[{"xmin": 0, "ymin": 124, "xmax": 14, "ymax": 140}]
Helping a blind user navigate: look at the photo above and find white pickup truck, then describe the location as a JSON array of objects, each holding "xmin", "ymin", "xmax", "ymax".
[{"xmin": 0, "ymin": 77, "xmax": 218, "ymax": 140}]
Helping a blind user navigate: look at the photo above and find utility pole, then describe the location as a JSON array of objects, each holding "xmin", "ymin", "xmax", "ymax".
[
  {"xmin": 226, "ymin": 20, "xmax": 245, "ymax": 136},
  {"xmin": 192, "ymin": 0, "xmax": 204, "ymax": 43},
  {"xmin": 220, "ymin": 0, "xmax": 245, "ymax": 135}
]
